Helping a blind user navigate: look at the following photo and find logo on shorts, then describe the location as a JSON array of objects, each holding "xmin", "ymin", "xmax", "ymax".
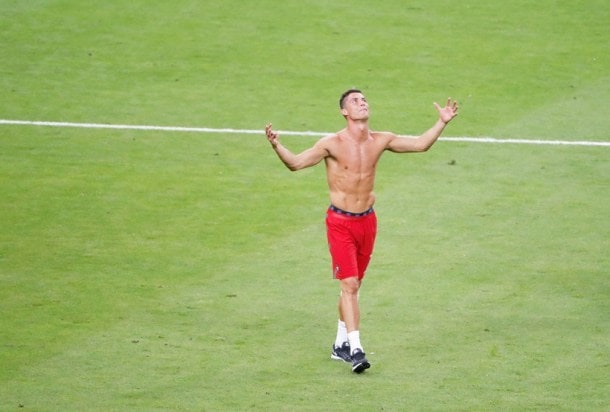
[{"xmin": 334, "ymin": 265, "xmax": 340, "ymax": 278}]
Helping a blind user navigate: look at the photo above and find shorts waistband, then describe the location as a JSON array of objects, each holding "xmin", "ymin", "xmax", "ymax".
[{"xmin": 329, "ymin": 205, "xmax": 374, "ymax": 217}]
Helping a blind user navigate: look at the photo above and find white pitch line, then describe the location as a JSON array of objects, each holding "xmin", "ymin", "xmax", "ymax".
[
  {"xmin": 1, "ymin": 119, "xmax": 609, "ymax": 147},
  {"xmin": 440, "ymin": 136, "xmax": 610, "ymax": 147}
]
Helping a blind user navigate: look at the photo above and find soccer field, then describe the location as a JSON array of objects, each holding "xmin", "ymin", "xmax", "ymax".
[{"xmin": 1, "ymin": 1, "xmax": 609, "ymax": 410}]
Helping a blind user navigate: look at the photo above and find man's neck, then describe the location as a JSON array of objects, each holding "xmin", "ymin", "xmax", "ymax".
[{"xmin": 345, "ymin": 119, "xmax": 370, "ymax": 142}]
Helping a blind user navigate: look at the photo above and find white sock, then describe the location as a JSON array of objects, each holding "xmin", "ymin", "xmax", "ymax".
[
  {"xmin": 334, "ymin": 320, "xmax": 348, "ymax": 346},
  {"xmin": 347, "ymin": 330, "xmax": 363, "ymax": 354}
]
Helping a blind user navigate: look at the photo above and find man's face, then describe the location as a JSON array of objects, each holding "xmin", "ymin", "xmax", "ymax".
[{"xmin": 341, "ymin": 92, "xmax": 369, "ymax": 120}]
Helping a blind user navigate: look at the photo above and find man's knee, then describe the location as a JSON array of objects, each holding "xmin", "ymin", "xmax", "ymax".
[{"xmin": 340, "ymin": 276, "xmax": 361, "ymax": 295}]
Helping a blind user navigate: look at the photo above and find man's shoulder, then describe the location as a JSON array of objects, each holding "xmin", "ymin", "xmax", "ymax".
[
  {"xmin": 371, "ymin": 130, "xmax": 396, "ymax": 139},
  {"xmin": 323, "ymin": 131, "xmax": 342, "ymax": 140},
  {"xmin": 317, "ymin": 131, "xmax": 342, "ymax": 146},
  {"xmin": 331, "ymin": 128, "xmax": 349, "ymax": 139}
]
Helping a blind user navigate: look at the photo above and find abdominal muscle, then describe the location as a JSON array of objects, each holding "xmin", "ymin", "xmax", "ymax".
[
  {"xmin": 327, "ymin": 168, "xmax": 376, "ymax": 213},
  {"xmin": 323, "ymin": 131, "xmax": 386, "ymax": 214}
]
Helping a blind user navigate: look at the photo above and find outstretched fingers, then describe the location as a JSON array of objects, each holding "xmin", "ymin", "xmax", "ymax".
[
  {"xmin": 449, "ymin": 98, "xmax": 459, "ymax": 112},
  {"xmin": 434, "ymin": 97, "xmax": 459, "ymax": 123}
]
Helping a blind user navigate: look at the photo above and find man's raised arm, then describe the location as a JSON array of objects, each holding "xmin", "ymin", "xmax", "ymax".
[
  {"xmin": 387, "ymin": 98, "xmax": 459, "ymax": 153},
  {"xmin": 265, "ymin": 123, "xmax": 328, "ymax": 171}
]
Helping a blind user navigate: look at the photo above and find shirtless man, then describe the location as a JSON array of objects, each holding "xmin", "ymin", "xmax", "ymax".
[{"xmin": 265, "ymin": 89, "xmax": 458, "ymax": 373}]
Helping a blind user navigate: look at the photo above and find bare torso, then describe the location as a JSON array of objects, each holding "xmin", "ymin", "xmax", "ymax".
[{"xmin": 322, "ymin": 129, "xmax": 393, "ymax": 213}]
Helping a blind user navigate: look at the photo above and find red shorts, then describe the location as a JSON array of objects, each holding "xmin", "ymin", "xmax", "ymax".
[{"xmin": 326, "ymin": 205, "xmax": 377, "ymax": 280}]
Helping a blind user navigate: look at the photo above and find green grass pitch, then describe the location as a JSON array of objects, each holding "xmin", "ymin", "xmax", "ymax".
[{"xmin": 1, "ymin": 1, "xmax": 609, "ymax": 410}]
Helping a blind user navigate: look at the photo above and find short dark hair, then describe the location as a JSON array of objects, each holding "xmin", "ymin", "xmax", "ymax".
[{"xmin": 339, "ymin": 88, "xmax": 363, "ymax": 109}]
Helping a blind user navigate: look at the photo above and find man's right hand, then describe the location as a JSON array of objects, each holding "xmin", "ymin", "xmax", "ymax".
[{"xmin": 265, "ymin": 123, "xmax": 279, "ymax": 148}]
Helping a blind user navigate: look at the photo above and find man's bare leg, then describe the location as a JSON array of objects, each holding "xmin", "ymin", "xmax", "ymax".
[
  {"xmin": 332, "ymin": 278, "xmax": 360, "ymax": 362},
  {"xmin": 339, "ymin": 277, "xmax": 361, "ymax": 335},
  {"xmin": 339, "ymin": 276, "xmax": 370, "ymax": 373},
  {"xmin": 339, "ymin": 276, "xmax": 363, "ymax": 356}
]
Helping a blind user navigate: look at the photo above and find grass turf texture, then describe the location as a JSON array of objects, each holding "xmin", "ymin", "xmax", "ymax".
[{"xmin": 1, "ymin": 0, "xmax": 609, "ymax": 410}]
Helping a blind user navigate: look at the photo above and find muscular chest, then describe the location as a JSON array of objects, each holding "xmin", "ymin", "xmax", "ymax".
[{"xmin": 334, "ymin": 139, "xmax": 383, "ymax": 173}]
